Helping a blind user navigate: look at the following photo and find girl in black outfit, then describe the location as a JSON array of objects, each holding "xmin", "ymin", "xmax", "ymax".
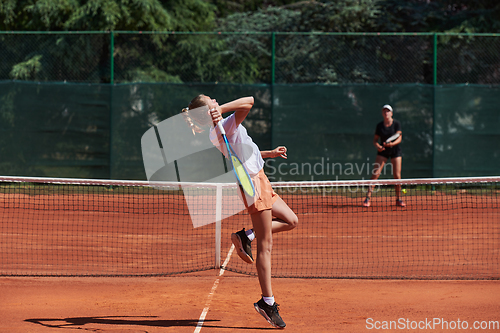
[{"xmin": 363, "ymin": 104, "xmax": 406, "ymax": 207}]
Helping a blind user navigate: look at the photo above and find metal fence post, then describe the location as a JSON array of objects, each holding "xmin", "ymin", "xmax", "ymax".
[
  {"xmin": 271, "ymin": 32, "xmax": 275, "ymax": 148},
  {"xmin": 109, "ymin": 31, "xmax": 115, "ymax": 179},
  {"xmin": 432, "ymin": 33, "xmax": 437, "ymax": 179}
]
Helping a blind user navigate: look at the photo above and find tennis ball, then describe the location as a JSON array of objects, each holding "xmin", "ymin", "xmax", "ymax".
[{"xmin": 402, "ymin": 189, "xmax": 407, "ymax": 194}]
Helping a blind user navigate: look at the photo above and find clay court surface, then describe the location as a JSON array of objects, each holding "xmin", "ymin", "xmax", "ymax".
[
  {"xmin": 1, "ymin": 184, "xmax": 499, "ymax": 332},
  {"xmin": 1, "ymin": 273, "xmax": 499, "ymax": 332}
]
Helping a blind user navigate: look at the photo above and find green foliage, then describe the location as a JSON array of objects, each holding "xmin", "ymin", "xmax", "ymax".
[
  {"xmin": 9, "ymin": 54, "xmax": 42, "ymax": 80},
  {"xmin": 0, "ymin": 0, "xmax": 219, "ymax": 83},
  {"xmin": 214, "ymin": 0, "xmax": 500, "ymax": 34},
  {"xmin": 217, "ymin": 7, "xmax": 300, "ymax": 32},
  {"xmin": 65, "ymin": 0, "xmax": 172, "ymax": 31},
  {"xmin": 210, "ymin": 0, "xmax": 300, "ymax": 18},
  {"xmin": 218, "ymin": 1, "xmax": 381, "ymax": 32},
  {"xmin": 212, "ymin": 1, "xmax": 383, "ymax": 84},
  {"xmin": 0, "ymin": 0, "xmax": 216, "ymax": 31},
  {"xmin": 160, "ymin": 0, "xmax": 216, "ymax": 31},
  {"xmin": 1, "ymin": 0, "xmax": 500, "ymax": 84},
  {"xmin": 123, "ymin": 65, "xmax": 182, "ymax": 83},
  {"xmin": 375, "ymin": 0, "xmax": 500, "ymax": 33}
]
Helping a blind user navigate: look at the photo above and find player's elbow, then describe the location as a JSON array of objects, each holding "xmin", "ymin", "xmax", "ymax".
[
  {"xmin": 244, "ymin": 96, "xmax": 254, "ymax": 110},
  {"xmin": 289, "ymin": 213, "xmax": 299, "ymax": 230}
]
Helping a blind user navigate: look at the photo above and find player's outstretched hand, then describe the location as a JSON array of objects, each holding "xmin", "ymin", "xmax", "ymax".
[{"xmin": 273, "ymin": 146, "xmax": 287, "ymax": 159}]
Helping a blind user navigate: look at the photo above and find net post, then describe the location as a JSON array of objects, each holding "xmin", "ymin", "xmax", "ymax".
[{"xmin": 215, "ymin": 183, "xmax": 222, "ymax": 269}]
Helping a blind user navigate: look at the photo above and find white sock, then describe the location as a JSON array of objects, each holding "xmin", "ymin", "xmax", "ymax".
[
  {"xmin": 245, "ymin": 229, "xmax": 255, "ymax": 242},
  {"xmin": 263, "ymin": 295, "xmax": 275, "ymax": 306}
]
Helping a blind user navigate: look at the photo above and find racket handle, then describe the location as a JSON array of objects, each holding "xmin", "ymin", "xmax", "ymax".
[
  {"xmin": 209, "ymin": 108, "xmax": 226, "ymax": 135},
  {"xmin": 216, "ymin": 119, "xmax": 226, "ymax": 135}
]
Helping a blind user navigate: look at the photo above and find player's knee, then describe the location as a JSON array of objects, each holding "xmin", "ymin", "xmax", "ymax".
[
  {"xmin": 259, "ymin": 238, "xmax": 273, "ymax": 253},
  {"xmin": 288, "ymin": 214, "xmax": 299, "ymax": 229},
  {"xmin": 370, "ymin": 172, "xmax": 381, "ymax": 180}
]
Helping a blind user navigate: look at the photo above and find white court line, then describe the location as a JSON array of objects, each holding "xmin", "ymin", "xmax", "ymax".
[{"xmin": 194, "ymin": 244, "xmax": 235, "ymax": 333}]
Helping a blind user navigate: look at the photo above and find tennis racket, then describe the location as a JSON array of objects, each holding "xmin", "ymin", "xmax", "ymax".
[
  {"xmin": 385, "ymin": 133, "xmax": 401, "ymax": 143},
  {"xmin": 215, "ymin": 120, "xmax": 256, "ymax": 198}
]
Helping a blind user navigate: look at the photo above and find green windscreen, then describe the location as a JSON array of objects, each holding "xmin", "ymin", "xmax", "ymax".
[
  {"xmin": 434, "ymin": 85, "xmax": 500, "ymax": 177},
  {"xmin": 271, "ymin": 84, "xmax": 434, "ymax": 180},
  {"xmin": 1, "ymin": 81, "xmax": 498, "ymax": 180}
]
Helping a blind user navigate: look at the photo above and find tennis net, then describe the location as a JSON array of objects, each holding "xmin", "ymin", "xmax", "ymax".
[{"xmin": 0, "ymin": 175, "xmax": 498, "ymax": 279}]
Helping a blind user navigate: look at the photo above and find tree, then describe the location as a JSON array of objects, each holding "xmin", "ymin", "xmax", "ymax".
[
  {"xmin": 209, "ymin": 0, "xmax": 301, "ymax": 18},
  {"xmin": 0, "ymin": 0, "xmax": 216, "ymax": 31},
  {"xmin": 0, "ymin": 0, "xmax": 219, "ymax": 83},
  {"xmin": 374, "ymin": 0, "xmax": 500, "ymax": 33},
  {"xmin": 215, "ymin": 1, "xmax": 383, "ymax": 84}
]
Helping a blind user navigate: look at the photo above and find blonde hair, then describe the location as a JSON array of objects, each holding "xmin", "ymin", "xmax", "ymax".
[{"xmin": 181, "ymin": 94, "xmax": 209, "ymax": 135}]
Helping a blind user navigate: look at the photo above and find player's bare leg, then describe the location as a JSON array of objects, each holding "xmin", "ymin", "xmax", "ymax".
[
  {"xmin": 270, "ymin": 196, "xmax": 298, "ymax": 233},
  {"xmin": 251, "ymin": 209, "xmax": 273, "ymax": 298},
  {"xmin": 364, "ymin": 155, "xmax": 387, "ymax": 206},
  {"xmin": 251, "ymin": 209, "xmax": 286, "ymax": 328},
  {"xmin": 392, "ymin": 156, "xmax": 405, "ymax": 206}
]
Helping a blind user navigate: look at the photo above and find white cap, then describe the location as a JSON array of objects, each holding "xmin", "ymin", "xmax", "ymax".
[{"xmin": 382, "ymin": 104, "xmax": 393, "ymax": 112}]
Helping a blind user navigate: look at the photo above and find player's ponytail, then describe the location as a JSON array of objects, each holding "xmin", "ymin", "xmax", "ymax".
[
  {"xmin": 182, "ymin": 107, "xmax": 204, "ymax": 135},
  {"xmin": 181, "ymin": 94, "xmax": 212, "ymax": 135}
]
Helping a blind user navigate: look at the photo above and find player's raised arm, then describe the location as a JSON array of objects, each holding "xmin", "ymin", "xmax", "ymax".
[
  {"xmin": 261, "ymin": 146, "xmax": 287, "ymax": 159},
  {"xmin": 218, "ymin": 97, "xmax": 254, "ymax": 127}
]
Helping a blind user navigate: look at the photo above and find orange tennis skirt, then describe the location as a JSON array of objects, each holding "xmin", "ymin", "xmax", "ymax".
[{"xmin": 247, "ymin": 168, "xmax": 279, "ymax": 215}]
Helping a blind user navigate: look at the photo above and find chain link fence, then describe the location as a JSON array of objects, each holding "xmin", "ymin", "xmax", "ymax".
[
  {"xmin": 0, "ymin": 32, "xmax": 499, "ymax": 180},
  {"xmin": 1, "ymin": 32, "xmax": 500, "ymax": 84},
  {"xmin": 0, "ymin": 32, "xmax": 110, "ymax": 83}
]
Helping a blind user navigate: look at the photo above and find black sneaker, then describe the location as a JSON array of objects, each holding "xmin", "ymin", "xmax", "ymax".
[
  {"xmin": 231, "ymin": 228, "xmax": 254, "ymax": 264},
  {"xmin": 254, "ymin": 298, "xmax": 286, "ymax": 329}
]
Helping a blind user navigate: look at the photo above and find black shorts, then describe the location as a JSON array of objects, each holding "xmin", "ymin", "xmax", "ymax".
[{"xmin": 377, "ymin": 149, "xmax": 402, "ymax": 159}]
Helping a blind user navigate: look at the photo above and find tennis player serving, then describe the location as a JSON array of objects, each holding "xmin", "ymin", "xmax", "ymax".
[
  {"xmin": 363, "ymin": 104, "xmax": 406, "ymax": 208},
  {"xmin": 182, "ymin": 95, "xmax": 298, "ymax": 329}
]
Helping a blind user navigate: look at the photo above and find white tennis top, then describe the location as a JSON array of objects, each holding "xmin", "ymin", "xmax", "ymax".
[{"xmin": 209, "ymin": 113, "xmax": 264, "ymax": 177}]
